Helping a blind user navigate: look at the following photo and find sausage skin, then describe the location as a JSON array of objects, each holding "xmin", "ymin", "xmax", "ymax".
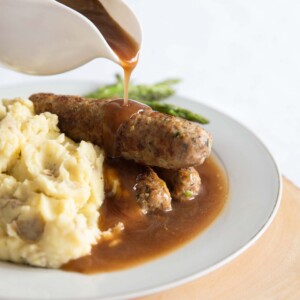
[{"xmin": 29, "ymin": 93, "xmax": 212, "ymax": 169}]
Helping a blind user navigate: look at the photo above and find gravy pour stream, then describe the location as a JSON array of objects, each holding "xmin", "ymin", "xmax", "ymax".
[{"xmin": 57, "ymin": 0, "xmax": 140, "ymax": 105}]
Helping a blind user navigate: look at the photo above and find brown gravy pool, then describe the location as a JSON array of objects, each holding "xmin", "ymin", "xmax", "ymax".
[{"xmin": 62, "ymin": 157, "xmax": 228, "ymax": 274}]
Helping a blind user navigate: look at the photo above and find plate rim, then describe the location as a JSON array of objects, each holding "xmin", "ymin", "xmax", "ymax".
[
  {"xmin": 94, "ymin": 96, "xmax": 283, "ymax": 300},
  {"xmin": 0, "ymin": 81, "xmax": 282, "ymax": 300}
]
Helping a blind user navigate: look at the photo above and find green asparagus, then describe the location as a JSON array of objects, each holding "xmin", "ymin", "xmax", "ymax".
[
  {"xmin": 140, "ymin": 101, "xmax": 209, "ymax": 124},
  {"xmin": 86, "ymin": 74, "xmax": 180, "ymax": 101},
  {"xmin": 85, "ymin": 74, "xmax": 209, "ymax": 124}
]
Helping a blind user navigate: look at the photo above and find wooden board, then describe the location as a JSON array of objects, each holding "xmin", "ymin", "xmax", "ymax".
[{"xmin": 138, "ymin": 178, "xmax": 300, "ymax": 300}]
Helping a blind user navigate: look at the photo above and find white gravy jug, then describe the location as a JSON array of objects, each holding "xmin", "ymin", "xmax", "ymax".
[{"xmin": 0, "ymin": 0, "xmax": 142, "ymax": 75}]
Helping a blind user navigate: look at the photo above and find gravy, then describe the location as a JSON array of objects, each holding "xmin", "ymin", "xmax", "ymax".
[
  {"xmin": 62, "ymin": 157, "xmax": 228, "ymax": 273},
  {"xmin": 102, "ymin": 99, "xmax": 150, "ymax": 156},
  {"xmin": 57, "ymin": 0, "xmax": 140, "ymax": 104}
]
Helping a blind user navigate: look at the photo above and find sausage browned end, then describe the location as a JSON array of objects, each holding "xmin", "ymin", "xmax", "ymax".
[
  {"xmin": 29, "ymin": 93, "xmax": 212, "ymax": 169},
  {"xmin": 156, "ymin": 167, "xmax": 201, "ymax": 202},
  {"xmin": 30, "ymin": 93, "xmax": 107, "ymax": 147},
  {"xmin": 118, "ymin": 110, "xmax": 212, "ymax": 169},
  {"xmin": 134, "ymin": 167, "xmax": 172, "ymax": 214}
]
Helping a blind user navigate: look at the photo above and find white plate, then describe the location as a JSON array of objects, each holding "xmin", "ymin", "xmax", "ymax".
[{"xmin": 0, "ymin": 81, "xmax": 282, "ymax": 300}]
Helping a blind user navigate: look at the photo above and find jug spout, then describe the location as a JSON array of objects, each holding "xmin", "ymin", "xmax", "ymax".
[{"xmin": 0, "ymin": 0, "xmax": 142, "ymax": 75}]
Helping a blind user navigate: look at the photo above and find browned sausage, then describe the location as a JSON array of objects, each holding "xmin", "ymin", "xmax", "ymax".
[
  {"xmin": 156, "ymin": 167, "xmax": 201, "ymax": 202},
  {"xmin": 29, "ymin": 93, "xmax": 212, "ymax": 169},
  {"xmin": 134, "ymin": 167, "xmax": 172, "ymax": 214}
]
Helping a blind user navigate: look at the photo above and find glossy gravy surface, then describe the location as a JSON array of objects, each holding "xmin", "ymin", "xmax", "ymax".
[
  {"xmin": 57, "ymin": 0, "xmax": 139, "ymax": 103},
  {"xmin": 62, "ymin": 157, "xmax": 228, "ymax": 273},
  {"xmin": 102, "ymin": 99, "xmax": 150, "ymax": 156}
]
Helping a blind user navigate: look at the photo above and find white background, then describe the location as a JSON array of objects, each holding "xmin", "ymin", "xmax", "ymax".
[{"xmin": 0, "ymin": 0, "xmax": 299, "ymax": 186}]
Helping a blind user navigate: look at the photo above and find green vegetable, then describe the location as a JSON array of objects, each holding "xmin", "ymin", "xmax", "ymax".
[
  {"xmin": 85, "ymin": 74, "xmax": 209, "ymax": 124},
  {"xmin": 86, "ymin": 74, "xmax": 180, "ymax": 101},
  {"xmin": 184, "ymin": 190, "xmax": 194, "ymax": 198},
  {"xmin": 140, "ymin": 101, "xmax": 209, "ymax": 124}
]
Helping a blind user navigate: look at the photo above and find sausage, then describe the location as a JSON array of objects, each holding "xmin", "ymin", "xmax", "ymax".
[
  {"xmin": 156, "ymin": 167, "xmax": 201, "ymax": 202},
  {"xmin": 29, "ymin": 93, "xmax": 212, "ymax": 169},
  {"xmin": 134, "ymin": 166, "xmax": 201, "ymax": 213},
  {"xmin": 134, "ymin": 167, "xmax": 172, "ymax": 214}
]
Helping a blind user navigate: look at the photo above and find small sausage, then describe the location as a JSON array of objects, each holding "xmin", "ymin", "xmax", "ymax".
[
  {"xmin": 29, "ymin": 93, "xmax": 212, "ymax": 169},
  {"xmin": 134, "ymin": 167, "xmax": 172, "ymax": 214},
  {"xmin": 156, "ymin": 167, "xmax": 201, "ymax": 202}
]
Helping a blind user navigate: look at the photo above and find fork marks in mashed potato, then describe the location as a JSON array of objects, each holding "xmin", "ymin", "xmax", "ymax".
[
  {"xmin": 15, "ymin": 213, "xmax": 45, "ymax": 242},
  {"xmin": 0, "ymin": 98, "xmax": 105, "ymax": 268}
]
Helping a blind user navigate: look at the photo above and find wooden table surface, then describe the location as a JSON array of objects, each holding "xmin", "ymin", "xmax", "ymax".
[{"xmin": 138, "ymin": 178, "xmax": 300, "ymax": 300}]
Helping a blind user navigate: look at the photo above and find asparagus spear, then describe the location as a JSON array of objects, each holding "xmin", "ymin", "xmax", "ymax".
[
  {"xmin": 86, "ymin": 74, "xmax": 180, "ymax": 101},
  {"xmin": 140, "ymin": 101, "xmax": 209, "ymax": 124},
  {"xmin": 85, "ymin": 74, "xmax": 209, "ymax": 124}
]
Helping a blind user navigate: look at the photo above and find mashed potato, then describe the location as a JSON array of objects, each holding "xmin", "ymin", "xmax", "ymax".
[{"xmin": 0, "ymin": 98, "xmax": 104, "ymax": 268}]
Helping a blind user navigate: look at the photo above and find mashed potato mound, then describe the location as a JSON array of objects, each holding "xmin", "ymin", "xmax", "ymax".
[{"xmin": 0, "ymin": 98, "xmax": 104, "ymax": 268}]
